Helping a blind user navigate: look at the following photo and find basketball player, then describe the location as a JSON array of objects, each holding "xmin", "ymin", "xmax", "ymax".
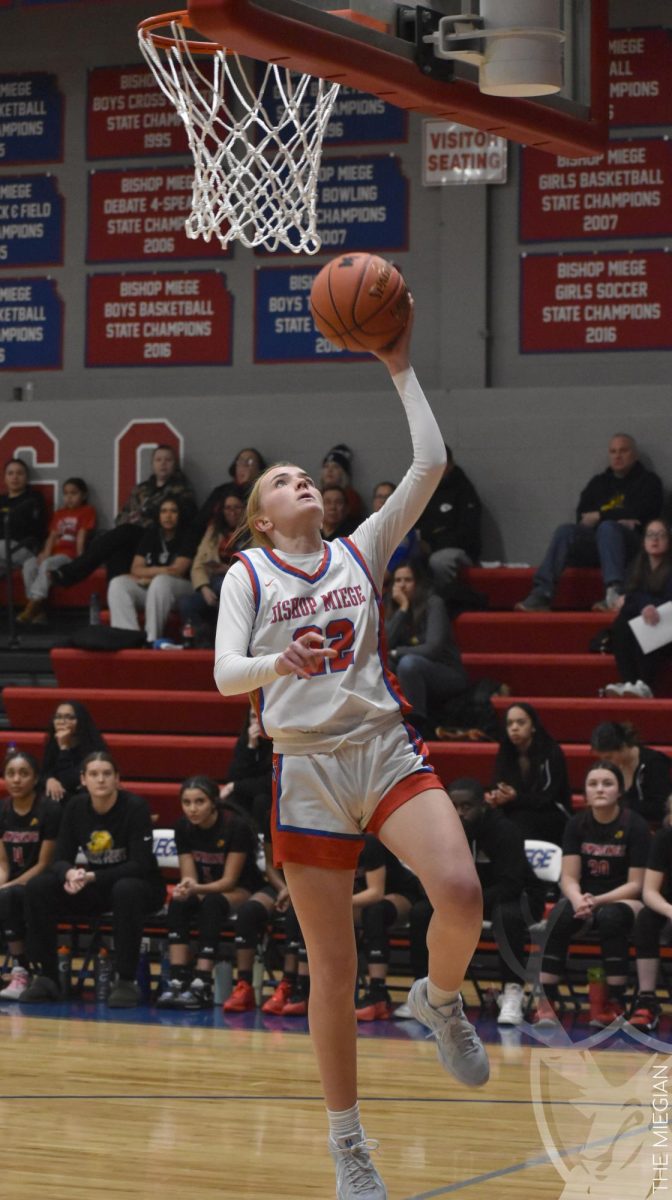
[{"xmin": 214, "ymin": 304, "xmax": 488, "ymax": 1200}]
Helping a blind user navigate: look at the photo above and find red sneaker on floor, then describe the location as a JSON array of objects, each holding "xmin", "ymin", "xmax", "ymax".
[
  {"xmin": 223, "ymin": 979, "xmax": 256, "ymax": 1013},
  {"xmin": 531, "ymin": 995, "xmax": 560, "ymax": 1027},
  {"xmin": 589, "ymin": 998, "xmax": 624, "ymax": 1028},
  {"xmin": 628, "ymin": 1000, "xmax": 660, "ymax": 1034},
  {"xmin": 355, "ymin": 990, "xmax": 393, "ymax": 1022},
  {"xmin": 281, "ymin": 990, "xmax": 308, "ymax": 1016},
  {"xmin": 261, "ymin": 979, "xmax": 293, "ymax": 1015}
]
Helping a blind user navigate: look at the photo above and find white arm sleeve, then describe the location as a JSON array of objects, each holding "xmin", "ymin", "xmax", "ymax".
[
  {"xmin": 214, "ymin": 561, "xmax": 280, "ymax": 696},
  {"xmin": 352, "ymin": 367, "xmax": 446, "ymax": 589}
]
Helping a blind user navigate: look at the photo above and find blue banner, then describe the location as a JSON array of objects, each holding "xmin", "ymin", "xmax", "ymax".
[
  {"xmin": 0, "ymin": 175, "xmax": 64, "ymax": 267},
  {"xmin": 324, "ymin": 86, "xmax": 407, "ymax": 146},
  {"xmin": 0, "ymin": 74, "xmax": 64, "ymax": 164},
  {"xmin": 254, "ymin": 266, "xmax": 368, "ymax": 363},
  {"xmin": 0, "ymin": 277, "xmax": 63, "ymax": 369}
]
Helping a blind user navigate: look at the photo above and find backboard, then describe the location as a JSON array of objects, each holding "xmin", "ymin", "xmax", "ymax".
[{"xmin": 187, "ymin": 0, "xmax": 608, "ymax": 157}]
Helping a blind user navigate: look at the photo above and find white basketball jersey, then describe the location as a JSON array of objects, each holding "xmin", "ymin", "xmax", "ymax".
[{"xmin": 236, "ymin": 538, "xmax": 406, "ymax": 754}]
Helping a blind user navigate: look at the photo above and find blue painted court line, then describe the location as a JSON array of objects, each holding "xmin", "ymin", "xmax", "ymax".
[{"xmin": 402, "ymin": 1125, "xmax": 648, "ymax": 1199}]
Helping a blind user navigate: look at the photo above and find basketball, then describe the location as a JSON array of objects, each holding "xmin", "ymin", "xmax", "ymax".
[{"xmin": 309, "ymin": 253, "xmax": 410, "ymax": 354}]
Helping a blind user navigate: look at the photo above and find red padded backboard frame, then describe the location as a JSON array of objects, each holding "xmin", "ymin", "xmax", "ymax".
[{"xmin": 187, "ymin": 0, "xmax": 608, "ymax": 158}]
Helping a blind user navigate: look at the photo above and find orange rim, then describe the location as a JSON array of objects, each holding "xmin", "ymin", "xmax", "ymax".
[{"xmin": 137, "ymin": 10, "xmax": 224, "ymax": 54}]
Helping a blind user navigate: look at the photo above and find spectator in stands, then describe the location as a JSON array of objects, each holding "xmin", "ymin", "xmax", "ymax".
[
  {"xmin": 321, "ymin": 486, "xmax": 358, "ymax": 541},
  {"xmin": 402, "ymin": 778, "xmax": 547, "ymax": 1027},
  {"xmin": 195, "ymin": 447, "xmax": 266, "ymax": 538},
  {"xmin": 372, "ymin": 481, "xmax": 421, "ymax": 576},
  {"xmin": 319, "ymin": 443, "xmax": 363, "ymax": 521},
  {"xmin": 486, "ymin": 702, "xmax": 571, "ymax": 846},
  {"xmin": 41, "ymin": 699, "xmax": 108, "ymax": 804},
  {"xmin": 416, "ymin": 445, "xmax": 482, "ymax": 593},
  {"xmin": 603, "ymin": 519, "xmax": 672, "ymax": 700},
  {"xmin": 516, "ymin": 434, "xmax": 663, "ymax": 614},
  {"xmin": 385, "ymin": 561, "xmax": 468, "ymax": 740},
  {"xmin": 629, "ymin": 824, "xmax": 672, "ymax": 1033},
  {"xmin": 179, "ymin": 493, "xmax": 247, "ymax": 647},
  {"xmin": 19, "ymin": 478, "xmax": 97, "ymax": 625},
  {"xmin": 354, "ymin": 834, "xmax": 422, "ymax": 1022},
  {"xmin": 0, "ymin": 458, "xmax": 48, "ymax": 579},
  {"xmin": 220, "ymin": 706, "xmax": 273, "ymax": 833},
  {"xmin": 107, "ymin": 497, "xmax": 196, "ymax": 646},
  {"xmin": 0, "ymin": 751, "xmax": 60, "ymax": 1001},
  {"xmin": 20, "ymin": 750, "xmax": 165, "ymax": 1007},
  {"xmin": 156, "ymin": 776, "xmax": 264, "ymax": 1010},
  {"xmin": 533, "ymin": 760, "xmax": 649, "ymax": 1028},
  {"xmin": 50, "ymin": 445, "xmax": 196, "ymax": 588},
  {"xmin": 590, "ymin": 721, "xmax": 671, "ymax": 826}
]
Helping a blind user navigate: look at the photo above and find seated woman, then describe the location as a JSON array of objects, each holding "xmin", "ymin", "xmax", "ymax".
[
  {"xmin": 590, "ymin": 720, "xmax": 671, "ymax": 826},
  {"xmin": 486, "ymin": 702, "xmax": 571, "ymax": 846},
  {"xmin": 320, "ymin": 485, "xmax": 358, "ymax": 542},
  {"xmin": 0, "ymin": 458, "xmax": 48, "ymax": 578},
  {"xmin": 107, "ymin": 496, "xmax": 195, "ymax": 645},
  {"xmin": 385, "ymin": 560, "xmax": 468, "ymax": 740},
  {"xmin": 354, "ymin": 834, "xmax": 422, "ymax": 1022},
  {"xmin": 629, "ymin": 810, "xmax": 672, "ymax": 1033},
  {"xmin": 20, "ymin": 477, "xmax": 97, "ymax": 624},
  {"xmin": 219, "ymin": 706, "xmax": 273, "ymax": 833},
  {"xmin": 156, "ymin": 776, "xmax": 265, "ymax": 1010},
  {"xmin": 179, "ymin": 492, "xmax": 246, "ymax": 647},
  {"xmin": 533, "ymin": 760, "xmax": 650, "ymax": 1028},
  {"xmin": 21, "ymin": 751, "xmax": 166, "ymax": 1007},
  {"xmin": 51, "ymin": 445, "xmax": 196, "ymax": 587},
  {"xmin": 194, "ymin": 447, "xmax": 266, "ymax": 538},
  {"xmin": 0, "ymin": 751, "xmax": 61, "ymax": 1001},
  {"xmin": 604, "ymin": 518, "xmax": 672, "ymax": 700},
  {"xmin": 41, "ymin": 699, "xmax": 108, "ymax": 804}
]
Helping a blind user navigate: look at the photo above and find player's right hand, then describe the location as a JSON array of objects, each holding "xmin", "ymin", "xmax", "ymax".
[{"xmin": 275, "ymin": 632, "xmax": 337, "ymax": 680}]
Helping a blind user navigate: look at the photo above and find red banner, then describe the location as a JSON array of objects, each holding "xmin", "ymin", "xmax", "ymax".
[
  {"xmin": 87, "ymin": 65, "xmax": 189, "ymax": 160},
  {"xmin": 520, "ymin": 139, "xmax": 672, "ymax": 243},
  {"xmin": 86, "ymin": 271, "xmax": 232, "ymax": 367},
  {"xmin": 520, "ymin": 250, "xmax": 672, "ymax": 354},
  {"xmin": 609, "ymin": 28, "xmax": 672, "ymax": 128},
  {"xmin": 87, "ymin": 167, "xmax": 229, "ymax": 262}
]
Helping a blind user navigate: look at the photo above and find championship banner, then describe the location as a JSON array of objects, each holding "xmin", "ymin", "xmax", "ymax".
[
  {"xmin": 0, "ymin": 277, "xmax": 63, "ymax": 369},
  {"xmin": 422, "ymin": 121, "xmax": 507, "ymax": 186},
  {"xmin": 520, "ymin": 250, "xmax": 672, "ymax": 354},
  {"xmin": 254, "ymin": 266, "xmax": 367, "ymax": 363},
  {"xmin": 86, "ymin": 271, "xmax": 233, "ymax": 367},
  {"xmin": 87, "ymin": 65, "xmax": 189, "ymax": 160},
  {"xmin": 87, "ymin": 167, "xmax": 230, "ymax": 263},
  {"xmin": 0, "ymin": 175, "xmax": 64, "ymax": 268},
  {"xmin": 609, "ymin": 28, "xmax": 672, "ymax": 128},
  {"xmin": 520, "ymin": 139, "xmax": 672, "ymax": 243},
  {"xmin": 0, "ymin": 73, "xmax": 64, "ymax": 165},
  {"xmin": 260, "ymin": 70, "xmax": 406, "ymax": 146}
]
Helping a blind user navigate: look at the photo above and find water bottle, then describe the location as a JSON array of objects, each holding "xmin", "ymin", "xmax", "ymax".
[
  {"xmin": 181, "ymin": 620, "xmax": 195, "ymax": 649},
  {"xmin": 94, "ymin": 946, "xmax": 112, "ymax": 1002},
  {"xmin": 89, "ymin": 593, "xmax": 101, "ymax": 626},
  {"xmin": 57, "ymin": 944, "xmax": 72, "ymax": 998},
  {"xmin": 136, "ymin": 937, "xmax": 152, "ymax": 1003},
  {"xmin": 214, "ymin": 959, "xmax": 233, "ymax": 1005},
  {"xmin": 158, "ymin": 942, "xmax": 172, "ymax": 998}
]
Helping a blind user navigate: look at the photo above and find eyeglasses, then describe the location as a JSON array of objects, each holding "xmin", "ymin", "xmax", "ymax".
[
  {"xmin": 236, "ymin": 456, "xmax": 257, "ymax": 466},
  {"xmin": 645, "ymin": 531, "xmax": 667, "ymax": 539}
]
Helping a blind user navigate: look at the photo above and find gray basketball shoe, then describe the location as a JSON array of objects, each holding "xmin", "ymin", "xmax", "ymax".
[
  {"xmin": 329, "ymin": 1135, "xmax": 387, "ymax": 1199},
  {"xmin": 407, "ymin": 979, "xmax": 490, "ymax": 1087}
]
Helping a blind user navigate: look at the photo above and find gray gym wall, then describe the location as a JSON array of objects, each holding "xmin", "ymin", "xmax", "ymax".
[{"xmin": 0, "ymin": 0, "xmax": 669, "ymax": 562}]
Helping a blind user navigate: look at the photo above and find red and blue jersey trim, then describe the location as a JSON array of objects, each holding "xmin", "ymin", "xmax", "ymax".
[
  {"xmin": 262, "ymin": 542, "xmax": 331, "ymax": 583},
  {"xmin": 234, "ymin": 551, "xmax": 261, "ymax": 615}
]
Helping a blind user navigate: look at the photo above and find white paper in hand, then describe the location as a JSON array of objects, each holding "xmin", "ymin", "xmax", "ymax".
[{"xmin": 628, "ymin": 601, "xmax": 672, "ymax": 654}]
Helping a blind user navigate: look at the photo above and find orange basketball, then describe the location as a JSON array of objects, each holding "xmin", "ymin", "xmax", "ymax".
[{"xmin": 309, "ymin": 253, "xmax": 409, "ymax": 354}]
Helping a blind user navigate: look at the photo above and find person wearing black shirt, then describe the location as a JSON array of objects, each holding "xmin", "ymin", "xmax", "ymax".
[
  {"xmin": 517, "ymin": 433, "xmax": 663, "ymax": 613},
  {"xmin": 353, "ymin": 834, "xmax": 422, "ymax": 1022},
  {"xmin": 533, "ymin": 760, "xmax": 650, "ymax": 1028},
  {"xmin": 590, "ymin": 721, "xmax": 671, "ymax": 827},
  {"xmin": 107, "ymin": 497, "xmax": 196, "ymax": 645},
  {"xmin": 41, "ymin": 699, "xmax": 108, "ymax": 804},
  {"xmin": 21, "ymin": 751, "xmax": 165, "ymax": 1007},
  {"xmin": 487, "ymin": 703, "xmax": 572, "ymax": 845},
  {"xmin": 219, "ymin": 707, "xmax": 273, "ymax": 832},
  {"xmin": 416, "ymin": 445, "xmax": 482, "ymax": 592},
  {"xmin": 603, "ymin": 519, "xmax": 672, "ymax": 700},
  {"xmin": 0, "ymin": 458, "xmax": 48, "ymax": 577},
  {"xmin": 0, "ymin": 751, "xmax": 60, "ymax": 1001},
  {"xmin": 629, "ymin": 825, "xmax": 672, "ymax": 1033},
  {"xmin": 156, "ymin": 776, "xmax": 264, "ymax": 1010},
  {"xmin": 193, "ymin": 446, "xmax": 266, "ymax": 540}
]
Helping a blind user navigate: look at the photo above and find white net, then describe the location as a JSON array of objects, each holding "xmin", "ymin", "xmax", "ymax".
[{"xmin": 138, "ymin": 17, "xmax": 340, "ymax": 254}]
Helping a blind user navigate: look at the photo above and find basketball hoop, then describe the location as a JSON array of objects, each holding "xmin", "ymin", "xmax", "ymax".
[{"xmin": 137, "ymin": 11, "xmax": 340, "ymax": 253}]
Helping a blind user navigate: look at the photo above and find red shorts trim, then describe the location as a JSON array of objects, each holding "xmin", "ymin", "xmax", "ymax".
[
  {"xmin": 270, "ymin": 761, "xmax": 364, "ymax": 870},
  {"xmin": 366, "ymin": 769, "xmax": 442, "ymax": 837}
]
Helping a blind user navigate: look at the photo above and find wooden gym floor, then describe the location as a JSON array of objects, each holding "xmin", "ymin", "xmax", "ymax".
[{"xmin": 1, "ymin": 1000, "xmax": 667, "ymax": 1198}]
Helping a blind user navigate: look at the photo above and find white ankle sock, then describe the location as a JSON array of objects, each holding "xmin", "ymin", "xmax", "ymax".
[
  {"xmin": 426, "ymin": 979, "xmax": 460, "ymax": 1011},
  {"xmin": 327, "ymin": 1101, "xmax": 363, "ymax": 1147}
]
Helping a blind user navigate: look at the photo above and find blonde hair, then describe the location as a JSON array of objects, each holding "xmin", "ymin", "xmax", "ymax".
[{"xmin": 232, "ymin": 462, "xmax": 296, "ymax": 552}]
